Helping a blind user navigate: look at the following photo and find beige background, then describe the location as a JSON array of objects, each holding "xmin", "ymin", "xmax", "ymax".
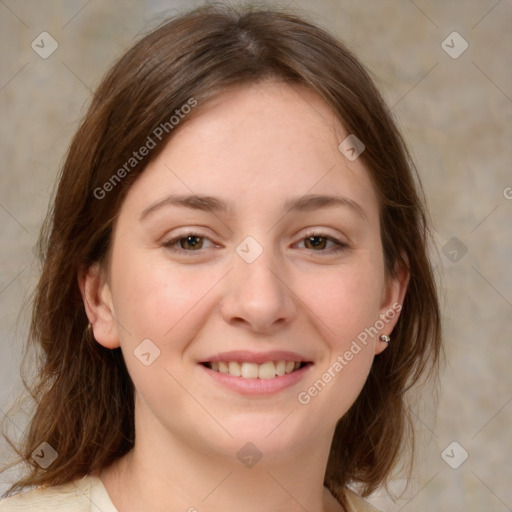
[{"xmin": 1, "ymin": 0, "xmax": 511, "ymax": 510}]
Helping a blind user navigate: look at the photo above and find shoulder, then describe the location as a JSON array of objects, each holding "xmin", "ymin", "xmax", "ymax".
[
  {"xmin": 0, "ymin": 475, "xmax": 117, "ymax": 512},
  {"xmin": 344, "ymin": 488, "xmax": 383, "ymax": 512}
]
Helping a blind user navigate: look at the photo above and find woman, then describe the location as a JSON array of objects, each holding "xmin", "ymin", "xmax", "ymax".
[{"xmin": 0, "ymin": 4, "xmax": 441, "ymax": 511}]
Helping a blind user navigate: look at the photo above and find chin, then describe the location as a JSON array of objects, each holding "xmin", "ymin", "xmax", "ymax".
[{"xmin": 211, "ymin": 412, "xmax": 318, "ymax": 459}]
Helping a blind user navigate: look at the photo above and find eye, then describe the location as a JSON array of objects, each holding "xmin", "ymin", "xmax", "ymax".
[
  {"xmin": 163, "ymin": 233, "xmax": 215, "ymax": 252},
  {"xmin": 162, "ymin": 231, "xmax": 347, "ymax": 255},
  {"xmin": 297, "ymin": 232, "xmax": 347, "ymax": 253}
]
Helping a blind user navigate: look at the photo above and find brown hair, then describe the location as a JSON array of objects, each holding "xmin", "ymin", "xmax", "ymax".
[{"xmin": 2, "ymin": 3, "xmax": 442, "ymax": 504}]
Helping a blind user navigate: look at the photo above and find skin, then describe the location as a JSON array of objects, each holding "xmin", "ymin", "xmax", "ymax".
[{"xmin": 80, "ymin": 81, "xmax": 408, "ymax": 512}]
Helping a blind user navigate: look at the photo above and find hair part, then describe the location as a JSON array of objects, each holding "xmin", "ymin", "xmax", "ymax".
[{"xmin": 2, "ymin": 3, "xmax": 442, "ymax": 505}]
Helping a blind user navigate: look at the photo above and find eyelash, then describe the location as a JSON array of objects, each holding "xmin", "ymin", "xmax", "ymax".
[{"xmin": 162, "ymin": 231, "xmax": 348, "ymax": 255}]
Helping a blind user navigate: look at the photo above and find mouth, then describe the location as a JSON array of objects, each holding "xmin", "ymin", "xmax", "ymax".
[
  {"xmin": 200, "ymin": 360, "xmax": 310, "ymax": 380},
  {"xmin": 198, "ymin": 350, "xmax": 313, "ymax": 395}
]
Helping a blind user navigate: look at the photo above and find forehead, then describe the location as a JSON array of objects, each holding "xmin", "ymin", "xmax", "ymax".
[
  {"xmin": 119, "ymin": 81, "xmax": 379, "ymax": 222},
  {"xmin": 172, "ymin": 81, "xmax": 347, "ymax": 168}
]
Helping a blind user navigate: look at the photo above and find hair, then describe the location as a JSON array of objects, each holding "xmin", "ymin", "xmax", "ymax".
[{"xmin": 2, "ymin": 3, "xmax": 442, "ymax": 506}]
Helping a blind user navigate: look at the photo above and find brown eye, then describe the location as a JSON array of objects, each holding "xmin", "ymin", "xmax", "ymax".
[
  {"xmin": 304, "ymin": 236, "xmax": 328, "ymax": 250},
  {"xmin": 163, "ymin": 233, "xmax": 215, "ymax": 253},
  {"xmin": 297, "ymin": 233, "xmax": 348, "ymax": 254},
  {"xmin": 178, "ymin": 235, "xmax": 204, "ymax": 250}
]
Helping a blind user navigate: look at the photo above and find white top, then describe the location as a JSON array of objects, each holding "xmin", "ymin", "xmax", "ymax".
[
  {"xmin": 0, "ymin": 475, "xmax": 380, "ymax": 511},
  {"xmin": 0, "ymin": 476, "xmax": 116, "ymax": 512}
]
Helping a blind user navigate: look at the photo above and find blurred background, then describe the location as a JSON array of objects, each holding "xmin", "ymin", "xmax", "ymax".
[{"xmin": 0, "ymin": 1, "xmax": 510, "ymax": 510}]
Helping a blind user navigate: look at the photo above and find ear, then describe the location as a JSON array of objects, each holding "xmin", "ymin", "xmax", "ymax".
[
  {"xmin": 374, "ymin": 261, "xmax": 409, "ymax": 355},
  {"xmin": 78, "ymin": 263, "xmax": 120, "ymax": 349}
]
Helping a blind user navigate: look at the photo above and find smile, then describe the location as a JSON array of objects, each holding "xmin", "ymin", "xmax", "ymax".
[{"xmin": 202, "ymin": 360, "xmax": 308, "ymax": 379}]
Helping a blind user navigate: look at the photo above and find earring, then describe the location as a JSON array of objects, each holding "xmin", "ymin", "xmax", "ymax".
[{"xmin": 379, "ymin": 334, "xmax": 390, "ymax": 344}]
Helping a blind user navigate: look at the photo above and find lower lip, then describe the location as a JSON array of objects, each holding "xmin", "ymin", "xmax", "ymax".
[{"xmin": 199, "ymin": 364, "xmax": 313, "ymax": 396}]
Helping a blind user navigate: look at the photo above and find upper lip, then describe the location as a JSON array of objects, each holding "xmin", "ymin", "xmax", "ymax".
[{"xmin": 200, "ymin": 350, "xmax": 312, "ymax": 365}]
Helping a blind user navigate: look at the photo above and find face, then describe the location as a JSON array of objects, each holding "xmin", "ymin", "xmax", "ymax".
[{"xmin": 83, "ymin": 81, "xmax": 406, "ymax": 461}]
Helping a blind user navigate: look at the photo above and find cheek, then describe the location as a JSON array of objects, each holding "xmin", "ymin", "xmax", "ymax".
[
  {"xmin": 299, "ymin": 255, "xmax": 385, "ymax": 348},
  {"xmin": 109, "ymin": 252, "xmax": 220, "ymax": 411},
  {"xmin": 110, "ymin": 248, "xmax": 219, "ymax": 350},
  {"xmin": 293, "ymin": 256, "xmax": 384, "ymax": 424}
]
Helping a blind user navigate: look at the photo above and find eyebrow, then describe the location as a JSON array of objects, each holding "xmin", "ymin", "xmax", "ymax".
[
  {"xmin": 140, "ymin": 194, "xmax": 232, "ymax": 220},
  {"xmin": 140, "ymin": 193, "xmax": 367, "ymax": 221},
  {"xmin": 283, "ymin": 194, "xmax": 367, "ymax": 220}
]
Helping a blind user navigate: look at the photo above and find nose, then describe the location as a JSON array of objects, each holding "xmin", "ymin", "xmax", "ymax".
[{"xmin": 219, "ymin": 244, "xmax": 297, "ymax": 334}]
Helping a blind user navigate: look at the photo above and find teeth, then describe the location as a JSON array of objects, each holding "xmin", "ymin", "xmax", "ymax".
[
  {"xmin": 285, "ymin": 361, "xmax": 295, "ymax": 373},
  {"xmin": 275, "ymin": 360, "xmax": 286, "ymax": 376},
  {"xmin": 258, "ymin": 361, "xmax": 276, "ymax": 379},
  {"xmin": 241, "ymin": 362, "xmax": 259, "ymax": 379},
  {"xmin": 207, "ymin": 360, "xmax": 304, "ymax": 379},
  {"xmin": 228, "ymin": 361, "xmax": 241, "ymax": 377}
]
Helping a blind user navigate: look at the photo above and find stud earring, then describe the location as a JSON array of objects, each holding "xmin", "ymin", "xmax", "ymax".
[{"xmin": 379, "ymin": 334, "xmax": 390, "ymax": 344}]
